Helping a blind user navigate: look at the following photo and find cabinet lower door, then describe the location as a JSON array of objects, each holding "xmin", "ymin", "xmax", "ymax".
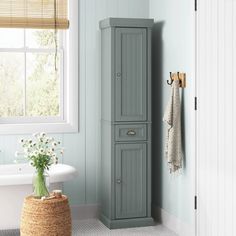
[{"xmin": 115, "ymin": 143, "xmax": 147, "ymax": 219}]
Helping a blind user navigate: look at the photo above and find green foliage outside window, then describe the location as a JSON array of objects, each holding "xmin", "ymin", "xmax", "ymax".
[{"xmin": 0, "ymin": 29, "xmax": 60, "ymax": 118}]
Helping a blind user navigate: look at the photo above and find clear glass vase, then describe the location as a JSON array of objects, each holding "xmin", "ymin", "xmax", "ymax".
[{"xmin": 33, "ymin": 169, "xmax": 50, "ymax": 198}]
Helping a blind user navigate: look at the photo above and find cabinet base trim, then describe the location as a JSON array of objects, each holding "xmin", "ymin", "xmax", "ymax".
[{"xmin": 100, "ymin": 214, "xmax": 154, "ymax": 229}]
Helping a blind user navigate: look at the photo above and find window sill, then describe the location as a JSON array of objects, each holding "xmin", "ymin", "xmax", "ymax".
[{"xmin": 0, "ymin": 121, "xmax": 78, "ymax": 135}]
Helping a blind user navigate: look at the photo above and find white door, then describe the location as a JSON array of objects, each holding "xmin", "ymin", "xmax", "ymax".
[{"xmin": 197, "ymin": 0, "xmax": 236, "ymax": 235}]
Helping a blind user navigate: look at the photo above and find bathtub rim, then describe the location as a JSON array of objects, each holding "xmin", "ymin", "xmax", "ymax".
[{"xmin": 0, "ymin": 163, "xmax": 78, "ymax": 186}]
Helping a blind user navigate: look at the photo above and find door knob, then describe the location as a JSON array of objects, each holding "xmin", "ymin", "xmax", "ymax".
[
  {"xmin": 116, "ymin": 179, "xmax": 122, "ymax": 184},
  {"xmin": 116, "ymin": 72, "xmax": 122, "ymax": 79}
]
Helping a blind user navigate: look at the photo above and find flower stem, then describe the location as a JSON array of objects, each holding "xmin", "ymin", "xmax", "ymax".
[{"xmin": 34, "ymin": 169, "xmax": 49, "ymax": 198}]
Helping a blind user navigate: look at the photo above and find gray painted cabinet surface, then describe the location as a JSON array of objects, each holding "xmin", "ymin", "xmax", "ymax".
[
  {"xmin": 100, "ymin": 18, "xmax": 154, "ymax": 229},
  {"xmin": 115, "ymin": 143, "xmax": 147, "ymax": 219},
  {"xmin": 115, "ymin": 28, "xmax": 147, "ymax": 121}
]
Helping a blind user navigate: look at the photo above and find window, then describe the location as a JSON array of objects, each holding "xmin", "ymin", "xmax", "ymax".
[
  {"xmin": 0, "ymin": 29, "xmax": 63, "ymax": 120},
  {"xmin": 0, "ymin": 1, "xmax": 78, "ymax": 134}
]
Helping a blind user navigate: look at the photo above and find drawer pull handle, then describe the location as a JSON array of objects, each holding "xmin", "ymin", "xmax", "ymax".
[
  {"xmin": 116, "ymin": 179, "xmax": 122, "ymax": 184},
  {"xmin": 127, "ymin": 129, "xmax": 136, "ymax": 136}
]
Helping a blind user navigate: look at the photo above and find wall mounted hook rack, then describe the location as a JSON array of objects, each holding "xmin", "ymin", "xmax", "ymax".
[{"xmin": 167, "ymin": 72, "xmax": 186, "ymax": 88}]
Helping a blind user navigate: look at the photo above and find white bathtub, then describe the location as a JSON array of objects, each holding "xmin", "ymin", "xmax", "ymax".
[{"xmin": 0, "ymin": 163, "xmax": 77, "ymax": 230}]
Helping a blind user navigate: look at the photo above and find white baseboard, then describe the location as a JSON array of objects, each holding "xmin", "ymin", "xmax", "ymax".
[
  {"xmin": 71, "ymin": 204, "xmax": 100, "ymax": 220},
  {"xmin": 152, "ymin": 205, "xmax": 195, "ymax": 236}
]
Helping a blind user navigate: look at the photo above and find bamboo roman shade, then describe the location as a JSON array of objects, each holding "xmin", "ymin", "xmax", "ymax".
[{"xmin": 0, "ymin": 0, "xmax": 69, "ymax": 29}]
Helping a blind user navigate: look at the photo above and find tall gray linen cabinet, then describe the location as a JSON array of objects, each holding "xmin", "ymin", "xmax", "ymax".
[{"xmin": 100, "ymin": 18, "xmax": 154, "ymax": 229}]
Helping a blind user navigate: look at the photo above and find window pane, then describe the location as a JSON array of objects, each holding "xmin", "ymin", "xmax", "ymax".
[
  {"xmin": 0, "ymin": 29, "xmax": 24, "ymax": 48},
  {"xmin": 26, "ymin": 53, "xmax": 60, "ymax": 116},
  {"xmin": 0, "ymin": 53, "xmax": 24, "ymax": 117},
  {"xmin": 26, "ymin": 29, "xmax": 60, "ymax": 49}
]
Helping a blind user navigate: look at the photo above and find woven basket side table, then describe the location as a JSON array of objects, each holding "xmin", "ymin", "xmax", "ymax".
[{"xmin": 20, "ymin": 195, "xmax": 72, "ymax": 236}]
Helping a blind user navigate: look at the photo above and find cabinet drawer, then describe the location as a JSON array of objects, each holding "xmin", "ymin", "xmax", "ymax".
[{"xmin": 115, "ymin": 124, "xmax": 147, "ymax": 142}]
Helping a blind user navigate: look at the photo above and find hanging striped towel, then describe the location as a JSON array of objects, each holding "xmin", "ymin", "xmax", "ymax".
[{"xmin": 163, "ymin": 80, "xmax": 183, "ymax": 173}]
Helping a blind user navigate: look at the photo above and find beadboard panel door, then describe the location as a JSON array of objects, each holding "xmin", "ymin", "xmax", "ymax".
[
  {"xmin": 115, "ymin": 143, "xmax": 147, "ymax": 219},
  {"xmin": 197, "ymin": 0, "xmax": 236, "ymax": 235},
  {"xmin": 115, "ymin": 28, "xmax": 147, "ymax": 122}
]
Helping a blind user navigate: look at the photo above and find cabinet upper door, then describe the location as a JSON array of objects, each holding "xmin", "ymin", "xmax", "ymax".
[
  {"xmin": 115, "ymin": 28, "xmax": 147, "ymax": 122},
  {"xmin": 115, "ymin": 143, "xmax": 147, "ymax": 219}
]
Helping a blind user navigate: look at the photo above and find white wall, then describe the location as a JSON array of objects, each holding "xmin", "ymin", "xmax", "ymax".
[
  {"xmin": 0, "ymin": 0, "xmax": 150, "ymax": 206},
  {"xmin": 197, "ymin": 0, "xmax": 236, "ymax": 235},
  {"xmin": 149, "ymin": 0, "xmax": 195, "ymax": 233}
]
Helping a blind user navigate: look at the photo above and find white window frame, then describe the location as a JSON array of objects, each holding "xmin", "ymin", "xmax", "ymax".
[{"xmin": 0, "ymin": 1, "xmax": 78, "ymax": 134}]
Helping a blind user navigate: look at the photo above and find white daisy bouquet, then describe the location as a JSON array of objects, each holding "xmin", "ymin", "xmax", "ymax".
[{"xmin": 16, "ymin": 132, "xmax": 64, "ymax": 198}]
